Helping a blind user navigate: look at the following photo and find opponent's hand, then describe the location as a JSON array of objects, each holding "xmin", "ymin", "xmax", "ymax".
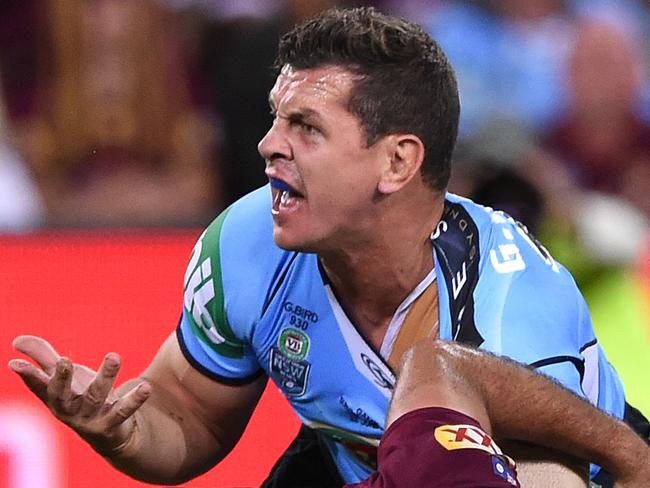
[{"xmin": 8, "ymin": 335, "xmax": 151, "ymax": 457}]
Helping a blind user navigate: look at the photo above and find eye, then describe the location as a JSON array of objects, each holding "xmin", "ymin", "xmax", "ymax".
[
  {"xmin": 290, "ymin": 119, "xmax": 319, "ymax": 136},
  {"xmin": 300, "ymin": 122, "xmax": 319, "ymax": 136}
]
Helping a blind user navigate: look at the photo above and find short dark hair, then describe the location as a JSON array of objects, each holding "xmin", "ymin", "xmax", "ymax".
[{"xmin": 275, "ymin": 7, "xmax": 459, "ymax": 191}]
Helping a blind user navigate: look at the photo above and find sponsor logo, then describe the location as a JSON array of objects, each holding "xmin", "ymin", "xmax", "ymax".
[
  {"xmin": 492, "ymin": 456, "xmax": 518, "ymax": 486},
  {"xmin": 360, "ymin": 353, "xmax": 394, "ymax": 390},
  {"xmin": 489, "ymin": 243, "xmax": 526, "ymax": 274},
  {"xmin": 269, "ymin": 347, "xmax": 311, "ymax": 396},
  {"xmin": 441, "ymin": 204, "xmax": 478, "ymax": 260},
  {"xmin": 183, "ymin": 236, "xmax": 224, "ymax": 344},
  {"xmin": 491, "ymin": 209, "xmax": 559, "ymax": 273},
  {"xmin": 278, "ymin": 328, "xmax": 310, "ymax": 360},
  {"xmin": 431, "ymin": 201, "xmax": 484, "ymax": 346},
  {"xmin": 451, "ymin": 260, "xmax": 468, "ymax": 299},
  {"xmin": 434, "ymin": 424, "xmax": 502, "ymax": 456},
  {"xmin": 430, "ymin": 220, "xmax": 448, "ymax": 240},
  {"xmin": 338, "ymin": 397, "xmax": 381, "ymax": 429}
]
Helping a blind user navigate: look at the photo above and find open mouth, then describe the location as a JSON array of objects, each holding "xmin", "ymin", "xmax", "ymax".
[{"xmin": 270, "ymin": 177, "xmax": 305, "ymax": 214}]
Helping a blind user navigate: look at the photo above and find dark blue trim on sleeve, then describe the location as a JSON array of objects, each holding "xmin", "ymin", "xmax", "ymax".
[
  {"xmin": 529, "ymin": 355, "xmax": 585, "ymax": 382},
  {"xmin": 175, "ymin": 320, "xmax": 265, "ymax": 386},
  {"xmin": 579, "ymin": 338, "xmax": 598, "ymax": 353}
]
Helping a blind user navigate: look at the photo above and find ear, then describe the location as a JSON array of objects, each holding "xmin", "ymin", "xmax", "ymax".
[{"xmin": 377, "ymin": 135, "xmax": 425, "ymax": 195}]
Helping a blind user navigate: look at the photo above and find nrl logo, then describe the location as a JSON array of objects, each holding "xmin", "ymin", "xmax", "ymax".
[{"xmin": 279, "ymin": 328, "xmax": 310, "ymax": 361}]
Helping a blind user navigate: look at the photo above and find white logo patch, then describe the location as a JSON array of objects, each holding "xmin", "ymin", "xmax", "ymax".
[{"xmin": 184, "ymin": 235, "xmax": 225, "ymax": 344}]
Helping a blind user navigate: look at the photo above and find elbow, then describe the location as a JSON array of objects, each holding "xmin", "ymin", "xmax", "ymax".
[{"xmin": 398, "ymin": 338, "xmax": 462, "ymax": 375}]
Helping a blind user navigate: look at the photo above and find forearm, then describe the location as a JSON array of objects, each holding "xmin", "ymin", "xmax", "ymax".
[
  {"xmin": 434, "ymin": 341, "xmax": 649, "ymax": 481},
  {"xmin": 102, "ymin": 379, "xmax": 223, "ymax": 484}
]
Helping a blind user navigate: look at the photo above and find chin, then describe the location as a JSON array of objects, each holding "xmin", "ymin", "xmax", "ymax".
[
  {"xmin": 273, "ymin": 228, "xmax": 308, "ymax": 252},
  {"xmin": 272, "ymin": 227, "xmax": 322, "ymax": 253}
]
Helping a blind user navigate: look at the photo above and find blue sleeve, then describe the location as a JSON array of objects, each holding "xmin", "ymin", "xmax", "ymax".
[
  {"xmin": 177, "ymin": 186, "xmax": 283, "ymax": 383},
  {"xmin": 472, "ymin": 210, "xmax": 626, "ymax": 419},
  {"xmin": 176, "ymin": 206, "xmax": 261, "ymax": 383}
]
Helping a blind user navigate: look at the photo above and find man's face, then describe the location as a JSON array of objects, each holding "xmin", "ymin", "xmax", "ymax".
[{"xmin": 258, "ymin": 65, "xmax": 388, "ymax": 252}]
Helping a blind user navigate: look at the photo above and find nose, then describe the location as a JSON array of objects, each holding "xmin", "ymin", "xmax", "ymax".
[{"xmin": 258, "ymin": 119, "xmax": 292, "ymax": 165}]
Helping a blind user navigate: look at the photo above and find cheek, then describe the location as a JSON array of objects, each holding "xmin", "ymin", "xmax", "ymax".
[
  {"xmin": 300, "ymin": 144, "xmax": 383, "ymax": 208},
  {"xmin": 312, "ymin": 173, "xmax": 378, "ymax": 218}
]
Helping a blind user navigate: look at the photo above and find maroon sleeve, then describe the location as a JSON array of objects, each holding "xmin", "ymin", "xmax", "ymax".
[{"xmin": 345, "ymin": 406, "xmax": 520, "ymax": 488}]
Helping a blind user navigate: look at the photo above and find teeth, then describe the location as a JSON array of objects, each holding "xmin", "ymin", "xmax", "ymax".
[{"xmin": 281, "ymin": 190, "xmax": 291, "ymax": 205}]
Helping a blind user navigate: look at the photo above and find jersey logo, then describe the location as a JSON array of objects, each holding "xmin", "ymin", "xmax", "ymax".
[
  {"xmin": 493, "ymin": 456, "xmax": 518, "ymax": 486},
  {"xmin": 360, "ymin": 353, "xmax": 394, "ymax": 390},
  {"xmin": 490, "ymin": 243, "xmax": 526, "ymax": 274},
  {"xmin": 451, "ymin": 261, "xmax": 468, "ymax": 299},
  {"xmin": 339, "ymin": 396, "xmax": 381, "ymax": 429},
  {"xmin": 279, "ymin": 328, "xmax": 310, "ymax": 361},
  {"xmin": 269, "ymin": 347, "xmax": 311, "ymax": 396},
  {"xmin": 434, "ymin": 424, "xmax": 502, "ymax": 456},
  {"xmin": 433, "ymin": 201, "xmax": 484, "ymax": 346},
  {"xmin": 490, "ymin": 211, "xmax": 559, "ymax": 273},
  {"xmin": 184, "ymin": 237, "xmax": 226, "ymax": 345},
  {"xmin": 183, "ymin": 233, "xmax": 226, "ymax": 344}
]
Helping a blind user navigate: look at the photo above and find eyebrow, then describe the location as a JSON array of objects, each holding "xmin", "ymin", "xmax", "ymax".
[
  {"xmin": 289, "ymin": 107, "xmax": 320, "ymax": 120},
  {"xmin": 268, "ymin": 99, "xmax": 323, "ymax": 124}
]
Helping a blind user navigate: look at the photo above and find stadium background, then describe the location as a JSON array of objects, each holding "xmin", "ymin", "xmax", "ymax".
[
  {"xmin": 2, "ymin": 235, "xmax": 645, "ymax": 488},
  {"xmin": 0, "ymin": 232, "xmax": 300, "ymax": 487},
  {"xmin": 1, "ymin": 1, "xmax": 649, "ymax": 487}
]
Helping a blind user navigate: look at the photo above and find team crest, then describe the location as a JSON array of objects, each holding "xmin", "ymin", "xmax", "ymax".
[
  {"xmin": 279, "ymin": 328, "xmax": 310, "ymax": 360},
  {"xmin": 270, "ymin": 345, "xmax": 311, "ymax": 396}
]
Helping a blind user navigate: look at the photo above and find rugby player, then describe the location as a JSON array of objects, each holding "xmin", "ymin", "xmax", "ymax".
[{"xmin": 10, "ymin": 7, "xmax": 650, "ymax": 487}]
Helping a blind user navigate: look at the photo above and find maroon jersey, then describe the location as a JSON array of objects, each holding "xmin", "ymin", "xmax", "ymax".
[{"xmin": 346, "ymin": 407, "xmax": 519, "ymax": 488}]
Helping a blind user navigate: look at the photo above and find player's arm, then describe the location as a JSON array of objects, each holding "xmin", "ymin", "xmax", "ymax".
[
  {"xmin": 388, "ymin": 340, "xmax": 650, "ymax": 487},
  {"xmin": 10, "ymin": 332, "xmax": 267, "ymax": 484}
]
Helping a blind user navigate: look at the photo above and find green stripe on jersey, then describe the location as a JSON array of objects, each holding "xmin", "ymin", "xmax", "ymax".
[{"xmin": 184, "ymin": 207, "xmax": 245, "ymax": 358}]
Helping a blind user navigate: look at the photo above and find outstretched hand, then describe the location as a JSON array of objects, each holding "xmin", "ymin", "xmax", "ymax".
[{"xmin": 8, "ymin": 335, "xmax": 151, "ymax": 457}]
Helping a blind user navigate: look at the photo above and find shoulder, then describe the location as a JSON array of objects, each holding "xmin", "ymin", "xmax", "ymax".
[
  {"xmin": 441, "ymin": 193, "xmax": 566, "ymax": 280},
  {"xmin": 185, "ymin": 186, "xmax": 295, "ymax": 335},
  {"xmin": 199, "ymin": 185, "xmax": 287, "ymax": 272},
  {"xmin": 436, "ymin": 194, "xmax": 590, "ymax": 350}
]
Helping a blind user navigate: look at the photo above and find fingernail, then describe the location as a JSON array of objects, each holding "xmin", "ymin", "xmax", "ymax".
[
  {"xmin": 105, "ymin": 353, "xmax": 119, "ymax": 369},
  {"xmin": 8, "ymin": 359, "xmax": 26, "ymax": 372},
  {"xmin": 57, "ymin": 358, "xmax": 71, "ymax": 375},
  {"xmin": 138, "ymin": 383, "xmax": 152, "ymax": 396}
]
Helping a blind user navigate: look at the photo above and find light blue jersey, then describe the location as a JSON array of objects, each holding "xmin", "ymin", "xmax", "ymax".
[{"xmin": 178, "ymin": 185, "xmax": 625, "ymax": 483}]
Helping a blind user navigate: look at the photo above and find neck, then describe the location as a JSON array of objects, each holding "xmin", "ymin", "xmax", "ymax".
[{"xmin": 320, "ymin": 189, "xmax": 444, "ymax": 328}]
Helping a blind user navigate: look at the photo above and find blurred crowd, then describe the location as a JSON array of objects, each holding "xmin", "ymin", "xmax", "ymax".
[{"xmin": 0, "ymin": 1, "xmax": 649, "ymax": 408}]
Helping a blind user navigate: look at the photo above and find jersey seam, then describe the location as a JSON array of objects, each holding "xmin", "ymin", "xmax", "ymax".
[{"xmin": 175, "ymin": 325, "xmax": 265, "ymax": 385}]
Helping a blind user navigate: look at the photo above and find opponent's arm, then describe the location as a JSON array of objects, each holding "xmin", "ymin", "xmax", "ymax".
[
  {"xmin": 388, "ymin": 340, "xmax": 650, "ymax": 487},
  {"xmin": 10, "ymin": 333, "xmax": 267, "ymax": 484}
]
